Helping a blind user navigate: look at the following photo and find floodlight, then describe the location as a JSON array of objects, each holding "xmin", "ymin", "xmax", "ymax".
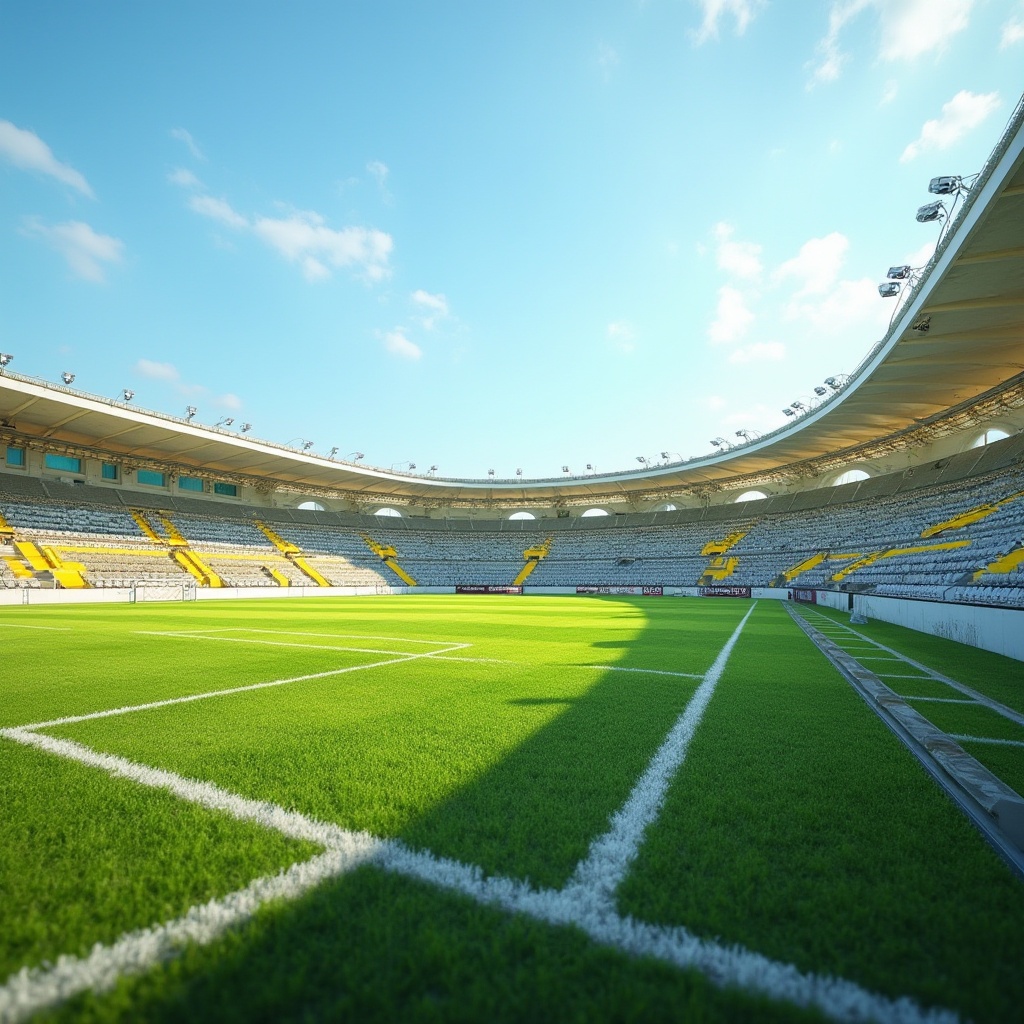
[
  {"xmin": 302, "ymin": 440, "xmax": 314, "ymax": 450},
  {"xmin": 516, "ymin": 468, "xmax": 523, "ymax": 476},
  {"xmin": 887, "ymin": 265, "xmax": 912, "ymax": 280},
  {"xmin": 790, "ymin": 401, "xmax": 806, "ymax": 411},
  {"xmin": 328, "ymin": 446, "xmax": 339, "ymax": 457},
  {"xmin": 61, "ymin": 372, "xmax": 75, "ymax": 385},
  {"xmin": 349, "ymin": 451, "xmax": 364, "ymax": 460},
  {"xmin": 408, "ymin": 462, "xmax": 416, "ymax": 470},
  {"xmin": 813, "ymin": 386, "xmax": 827, "ymax": 396},
  {"xmin": 824, "ymin": 377, "xmax": 837, "ymax": 387},
  {"xmin": 430, "ymin": 465, "xmax": 438, "ymax": 473},
  {"xmin": 562, "ymin": 465, "xmax": 570, "ymax": 473},
  {"xmin": 122, "ymin": 389, "xmax": 135, "ymax": 402},
  {"xmin": 878, "ymin": 281, "xmax": 900, "ymax": 297},
  {"xmin": 783, "ymin": 408, "xmax": 796, "ymax": 416},
  {"xmin": 636, "ymin": 456, "xmax": 645, "ymax": 463},
  {"xmin": 916, "ymin": 201, "xmax": 945, "ymax": 223},
  {"xmin": 0, "ymin": 353, "xmax": 13, "ymax": 369},
  {"xmin": 240, "ymin": 422, "xmax": 252, "ymax": 432},
  {"xmin": 928, "ymin": 176, "xmax": 961, "ymax": 195},
  {"xmin": 185, "ymin": 406, "xmax": 197, "ymax": 420},
  {"xmin": 710, "ymin": 439, "xmax": 721, "ymax": 447},
  {"xmin": 488, "ymin": 468, "xmax": 495, "ymax": 477},
  {"xmin": 912, "ymin": 316, "xmax": 931, "ymax": 334},
  {"xmin": 586, "ymin": 463, "xmax": 594, "ymax": 471},
  {"xmin": 215, "ymin": 417, "xmax": 234, "ymax": 427}
]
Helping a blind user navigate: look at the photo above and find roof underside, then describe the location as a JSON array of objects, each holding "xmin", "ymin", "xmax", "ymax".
[{"xmin": 2, "ymin": 99, "xmax": 1023, "ymax": 509}]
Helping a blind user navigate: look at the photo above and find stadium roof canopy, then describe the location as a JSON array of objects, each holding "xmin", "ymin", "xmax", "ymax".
[{"xmin": 2, "ymin": 98, "xmax": 1024, "ymax": 509}]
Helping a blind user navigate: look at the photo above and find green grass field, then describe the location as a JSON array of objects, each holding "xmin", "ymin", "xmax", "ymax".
[{"xmin": 1, "ymin": 595, "xmax": 1023, "ymax": 1023}]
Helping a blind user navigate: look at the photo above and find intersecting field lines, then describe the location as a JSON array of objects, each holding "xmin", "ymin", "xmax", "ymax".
[{"xmin": 0, "ymin": 608, "xmax": 958, "ymax": 1024}]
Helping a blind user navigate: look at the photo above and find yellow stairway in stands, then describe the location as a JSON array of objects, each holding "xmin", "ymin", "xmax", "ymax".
[
  {"xmin": 130, "ymin": 510, "xmax": 164, "ymax": 543},
  {"xmin": 13, "ymin": 539, "xmax": 90, "ymax": 588},
  {"xmin": 921, "ymin": 489, "xmax": 1024, "ymax": 538},
  {"xmin": 830, "ymin": 540, "xmax": 970, "ymax": 582},
  {"xmin": 254, "ymin": 520, "xmax": 329, "ymax": 586},
  {"xmin": 697, "ymin": 531, "xmax": 746, "ymax": 584},
  {"xmin": 513, "ymin": 537, "xmax": 553, "ymax": 586},
  {"xmin": 171, "ymin": 549, "xmax": 226, "ymax": 587},
  {"xmin": 157, "ymin": 513, "xmax": 189, "ymax": 547},
  {"xmin": 363, "ymin": 535, "xmax": 418, "ymax": 586},
  {"xmin": 973, "ymin": 545, "xmax": 1024, "ymax": 580},
  {"xmin": 771, "ymin": 552, "xmax": 827, "ymax": 587},
  {"xmin": 0, "ymin": 511, "xmax": 14, "ymax": 541},
  {"xmin": 701, "ymin": 531, "xmax": 747, "ymax": 556}
]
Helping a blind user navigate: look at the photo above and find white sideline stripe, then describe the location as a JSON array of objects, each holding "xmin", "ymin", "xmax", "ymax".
[
  {"xmin": 875, "ymin": 674, "xmax": 936, "ymax": 680},
  {"xmin": 590, "ymin": 665, "xmax": 703, "ymax": 680},
  {"xmin": 903, "ymin": 696, "xmax": 977, "ymax": 705},
  {"xmin": 0, "ymin": 718, "xmax": 958, "ymax": 1024},
  {"xmin": 948, "ymin": 734, "xmax": 1024, "ymax": 748},
  {"xmin": 15, "ymin": 652, "xmax": 439, "ymax": 731},
  {"xmin": 134, "ymin": 631, "xmax": 467, "ymax": 657},
  {"xmin": 142, "ymin": 627, "xmax": 469, "ymax": 645},
  {"xmin": 565, "ymin": 604, "xmax": 758, "ymax": 908},
  {"xmin": 0, "ymin": 623, "xmax": 72, "ymax": 631}
]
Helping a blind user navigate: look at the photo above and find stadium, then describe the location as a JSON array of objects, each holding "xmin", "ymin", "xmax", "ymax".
[{"xmin": 3, "ymin": 10, "xmax": 1024, "ymax": 1024}]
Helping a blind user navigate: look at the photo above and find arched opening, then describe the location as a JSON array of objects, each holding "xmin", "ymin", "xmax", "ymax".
[
  {"xmin": 735, "ymin": 490, "xmax": 768, "ymax": 502},
  {"xmin": 651, "ymin": 502, "xmax": 677, "ymax": 512},
  {"xmin": 972, "ymin": 428, "xmax": 1010, "ymax": 448},
  {"xmin": 374, "ymin": 507, "xmax": 403, "ymax": 517},
  {"xmin": 297, "ymin": 500, "xmax": 325, "ymax": 511},
  {"xmin": 832, "ymin": 469, "xmax": 870, "ymax": 486},
  {"xmin": 508, "ymin": 511, "xmax": 536, "ymax": 520},
  {"xmin": 581, "ymin": 508, "xmax": 610, "ymax": 518}
]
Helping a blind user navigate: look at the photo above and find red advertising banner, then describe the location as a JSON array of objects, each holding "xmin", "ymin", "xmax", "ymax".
[
  {"xmin": 456, "ymin": 585, "xmax": 523, "ymax": 594},
  {"xmin": 792, "ymin": 588, "xmax": 817, "ymax": 604},
  {"xmin": 699, "ymin": 585, "xmax": 752, "ymax": 598},
  {"xmin": 576, "ymin": 585, "xmax": 664, "ymax": 596}
]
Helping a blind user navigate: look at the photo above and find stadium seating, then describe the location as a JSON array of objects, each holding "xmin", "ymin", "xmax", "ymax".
[{"xmin": 1, "ymin": 454, "xmax": 1023, "ymax": 606}]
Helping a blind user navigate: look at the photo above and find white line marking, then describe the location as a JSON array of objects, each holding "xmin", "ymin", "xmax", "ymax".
[
  {"xmin": 565, "ymin": 604, "xmax": 758, "ymax": 909},
  {"xmin": 0, "ymin": 710, "xmax": 958, "ymax": 1024},
  {"xmin": 132, "ymin": 634, "xmax": 464, "ymax": 659},
  {"xmin": 948, "ymin": 734, "xmax": 1024, "ymax": 748},
  {"xmin": 590, "ymin": 665, "xmax": 704, "ymax": 680},
  {"xmin": 15, "ymin": 652, "xmax": 440, "ymax": 731},
  {"xmin": 0, "ymin": 623, "xmax": 72, "ymax": 631},
  {"xmin": 903, "ymin": 696, "xmax": 977, "ymax": 705},
  {"xmin": 142, "ymin": 627, "xmax": 468, "ymax": 646}
]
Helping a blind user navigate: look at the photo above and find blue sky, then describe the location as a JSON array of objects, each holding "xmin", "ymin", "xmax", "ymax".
[{"xmin": 2, "ymin": 1, "xmax": 1022, "ymax": 479}]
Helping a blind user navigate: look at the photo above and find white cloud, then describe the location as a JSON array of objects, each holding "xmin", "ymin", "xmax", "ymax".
[
  {"xmin": 215, "ymin": 392, "xmax": 243, "ymax": 411},
  {"xmin": 188, "ymin": 194, "xmax": 248, "ymax": 229},
  {"xmin": 808, "ymin": 0, "xmax": 974, "ymax": 86},
  {"xmin": 880, "ymin": 80, "xmax": 899, "ymax": 105},
  {"xmin": 367, "ymin": 160, "xmax": 392, "ymax": 204},
  {"xmin": 702, "ymin": 394, "xmax": 728, "ymax": 412},
  {"xmin": 785, "ymin": 277, "xmax": 890, "ymax": 333},
  {"xmin": 253, "ymin": 211, "xmax": 393, "ymax": 282},
  {"xmin": 22, "ymin": 218, "xmax": 123, "ymax": 282},
  {"xmin": 607, "ymin": 321, "xmax": 637, "ymax": 354},
  {"xmin": 168, "ymin": 167, "xmax": 202, "ymax": 189},
  {"xmin": 708, "ymin": 286, "xmax": 754, "ymax": 343},
  {"xmin": 184, "ymin": 189, "xmax": 393, "ymax": 282},
  {"xmin": 136, "ymin": 359, "xmax": 181, "ymax": 383},
  {"xmin": 134, "ymin": 358, "xmax": 242, "ymax": 408},
  {"xmin": 728, "ymin": 341, "xmax": 785, "ymax": 364},
  {"xmin": 878, "ymin": 0, "xmax": 975, "ymax": 62},
  {"xmin": 692, "ymin": 0, "xmax": 764, "ymax": 44},
  {"xmin": 713, "ymin": 222, "xmax": 762, "ymax": 279},
  {"xmin": 1002, "ymin": 7, "xmax": 1024, "ymax": 47},
  {"xmin": 170, "ymin": 127, "xmax": 204, "ymax": 161},
  {"xmin": 597, "ymin": 43, "xmax": 620, "ymax": 79},
  {"xmin": 773, "ymin": 232, "xmax": 848, "ymax": 298},
  {"xmin": 0, "ymin": 120, "xmax": 93, "ymax": 197},
  {"xmin": 900, "ymin": 90, "xmax": 1000, "ymax": 163},
  {"xmin": 382, "ymin": 329, "xmax": 422, "ymax": 361},
  {"xmin": 411, "ymin": 289, "xmax": 449, "ymax": 329}
]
